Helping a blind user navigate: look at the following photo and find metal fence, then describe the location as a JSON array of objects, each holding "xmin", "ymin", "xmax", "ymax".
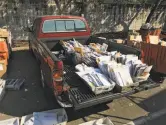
[{"xmin": 0, "ymin": 1, "xmax": 165, "ymax": 40}]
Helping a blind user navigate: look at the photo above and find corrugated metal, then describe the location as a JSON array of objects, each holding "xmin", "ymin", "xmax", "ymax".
[{"xmin": 141, "ymin": 43, "xmax": 166, "ymax": 74}]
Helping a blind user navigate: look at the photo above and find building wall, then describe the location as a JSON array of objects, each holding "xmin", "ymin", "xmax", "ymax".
[{"xmin": 0, "ymin": 0, "xmax": 165, "ymax": 40}]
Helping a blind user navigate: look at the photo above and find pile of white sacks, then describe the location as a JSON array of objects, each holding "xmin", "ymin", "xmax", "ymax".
[
  {"xmin": 0, "ymin": 109, "xmax": 67, "ymax": 125},
  {"xmin": 75, "ymin": 51, "xmax": 152, "ymax": 94}
]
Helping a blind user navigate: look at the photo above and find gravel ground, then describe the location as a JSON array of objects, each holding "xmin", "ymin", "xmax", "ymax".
[{"xmin": 0, "ymin": 48, "xmax": 166, "ymax": 125}]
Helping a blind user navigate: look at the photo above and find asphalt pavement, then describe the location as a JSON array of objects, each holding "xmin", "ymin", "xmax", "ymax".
[{"xmin": 0, "ymin": 49, "xmax": 166, "ymax": 125}]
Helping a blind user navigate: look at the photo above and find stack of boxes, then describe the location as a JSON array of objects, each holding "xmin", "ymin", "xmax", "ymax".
[
  {"xmin": 127, "ymin": 30, "xmax": 166, "ymax": 48},
  {"xmin": 127, "ymin": 33, "xmax": 142, "ymax": 49}
]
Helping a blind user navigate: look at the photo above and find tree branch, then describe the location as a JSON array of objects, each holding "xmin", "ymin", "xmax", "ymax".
[
  {"xmin": 61, "ymin": 0, "xmax": 73, "ymax": 14},
  {"xmin": 145, "ymin": 0, "xmax": 163, "ymax": 23},
  {"xmin": 54, "ymin": 0, "xmax": 62, "ymax": 14},
  {"xmin": 54, "ymin": 0, "xmax": 73, "ymax": 14},
  {"xmin": 128, "ymin": 7, "xmax": 142, "ymax": 25}
]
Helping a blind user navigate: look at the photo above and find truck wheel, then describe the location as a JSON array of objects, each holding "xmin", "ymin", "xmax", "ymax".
[{"xmin": 40, "ymin": 69, "xmax": 45, "ymax": 88}]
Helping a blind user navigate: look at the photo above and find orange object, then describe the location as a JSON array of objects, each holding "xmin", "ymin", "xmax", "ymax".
[
  {"xmin": 141, "ymin": 43, "xmax": 166, "ymax": 74},
  {"xmin": 0, "ymin": 41, "xmax": 8, "ymax": 65},
  {"xmin": 74, "ymin": 47, "xmax": 84, "ymax": 56},
  {"xmin": 140, "ymin": 28, "xmax": 161, "ymax": 43},
  {"xmin": 53, "ymin": 71, "xmax": 63, "ymax": 80},
  {"xmin": 155, "ymin": 29, "xmax": 161, "ymax": 36}
]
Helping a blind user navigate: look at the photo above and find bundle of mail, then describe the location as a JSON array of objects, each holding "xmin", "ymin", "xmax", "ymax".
[
  {"xmin": 97, "ymin": 52, "xmax": 152, "ymax": 88},
  {"xmin": 61, "ymin": 39, "xmax": 152, "ymax": 94},
  {"xmin": 60, "ymin": 39, "xmax": 108, "ymax": 66},
  {"xmin": 76, "ymin": 64, "xmax": 115, "ymax": 94}
]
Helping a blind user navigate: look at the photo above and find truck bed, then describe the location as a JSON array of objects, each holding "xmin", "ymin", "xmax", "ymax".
[
  {"xmin": 45, "ymin": 36, "xmax": 159, "ymax": 109},
  {"xmin": 63, "ymin": 62, "xmax": 159, "ymax": 109}
]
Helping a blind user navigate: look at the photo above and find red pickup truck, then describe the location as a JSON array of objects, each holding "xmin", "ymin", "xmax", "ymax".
[{"xmin": 26, "ymin": 15, "xmax": 159, "ymax": 110}]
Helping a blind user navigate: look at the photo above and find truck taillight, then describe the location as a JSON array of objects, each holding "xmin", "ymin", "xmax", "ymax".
[
  {"xmin": 53, "ymin": 61, "xmax": 63, "ymax": 81},
  {"xmin": 53, "ymin": 71, "xmax": 63, "ymax": 81},
  {"xmin": 53, "ymin": 61, "xmax": 63, "ymax": 95}
]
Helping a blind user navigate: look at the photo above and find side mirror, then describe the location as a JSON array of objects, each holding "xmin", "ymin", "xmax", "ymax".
[{"xmin": 24, "ymin": 26, "xmax": 32, "ymax": 32}]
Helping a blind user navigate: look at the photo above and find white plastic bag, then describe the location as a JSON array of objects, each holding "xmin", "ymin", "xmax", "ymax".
[
  {"xmin": 93, "ymin": 117, "xmax": 114, "ymax": 125},
  {"xmin": 21, "ymin": 109, "xmax": 68, "ymax": 125},
  {"xmin": 0, "ymin": 118, "xmax": 19, "ymax": 125},
  {"xmin": 79, "ymin": 117, "xmax": 114, "ymax": 125},
  {"xmin": 75, "ymin": 64, "xmax": 95, "ymax": 72},
  {"xmin": 33, "ymin": 112, "xmax": 58, "ymax": 125}
]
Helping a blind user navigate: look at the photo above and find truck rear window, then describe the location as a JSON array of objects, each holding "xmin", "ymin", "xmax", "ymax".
[{"xmin": 42, "ymin": 19, "xmax": 86, "ymax": 33}]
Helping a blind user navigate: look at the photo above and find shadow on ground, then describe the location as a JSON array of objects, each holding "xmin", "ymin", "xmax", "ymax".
[
  {"xmin": 1, "ymin": 49, "xmax": 166, "ymax": 124},
  {"xmin": 128, "ymin": 89, "xmax": 166, "ymax": 113},
  {"xmin": 0, "ymin": 50, "xmax": 109, "ymax": 121},
  {"xmin": 127, "ymin": 88, "xmax": 166, "ymax": 125},
  {"xmin": 0, "ymin": 50, "xmax": 58, "ymax": 117}
]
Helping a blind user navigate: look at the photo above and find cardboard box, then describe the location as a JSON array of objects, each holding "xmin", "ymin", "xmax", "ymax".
[
  {"xmin": 0, "ymin": 38, "xmax": 6, "ymax": 42},
  {"xmin": 0, "ymin": 28, "xmax": 9, "ymax": 38},
  {"xmin": 127, "ymin": 35, "xmax": 142, "ymax": 48},
  {"xmin": 135, "ymin": 35, "xmax": 142, "ymax": 42},
  {"xmin": 149, "ymin": 35, "xmax": 159, "ymax": 45},
  {"xmin": 115, "ymin": 39, "xmax": 124, "ymax": 44},
  {"xmin": 0, "ymin": 60, "xmax": 7, "ymax": 78},
  {"xmin": 128, "ymin": 35, "xmax": 135, "ymax": 41},
  {"xmin": 161, "ymin": 41, "xmax": 166, "ymax": 46},
  {"xmin": 128, "ymin": 35, "xmax": 142, "ymax": 42}
]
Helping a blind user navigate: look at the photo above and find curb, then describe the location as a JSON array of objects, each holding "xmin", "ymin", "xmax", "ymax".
[{"xmin": 124, "ymin": 108, "xmax": 166, "ymax": 125}]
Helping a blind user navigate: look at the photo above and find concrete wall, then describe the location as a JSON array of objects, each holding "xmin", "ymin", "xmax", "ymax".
[
  {"xmin": 0, "ymin": 0, "xmax": 165, "ymax": 40},
  {"xmin": 86, "ymin": 1, "xmax": 166, "ymax": 33}
]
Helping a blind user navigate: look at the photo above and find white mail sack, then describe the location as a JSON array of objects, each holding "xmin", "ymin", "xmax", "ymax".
[
  {"xmin": 76, "ymin": 72, "xmax": 115, "ymax": 94},
  {"xmin": 108, "ymin": 65, "xmax": 133, "ymax": 87},
  {"xmin": 79, "ymin": 117, "xmax": 114, "ymax": 125},
  {"xmin": 0, "ymin": 118, "xmax": 19, "ymax": 125},
  {"xmin": 21, "ymin": 108, "xmax": 67, "ymax": 125}
]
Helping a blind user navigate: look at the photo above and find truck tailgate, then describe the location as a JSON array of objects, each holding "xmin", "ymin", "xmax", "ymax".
[{"xmin": 64, "ymin": 64, "xmax": 159, "ymax": 110}]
